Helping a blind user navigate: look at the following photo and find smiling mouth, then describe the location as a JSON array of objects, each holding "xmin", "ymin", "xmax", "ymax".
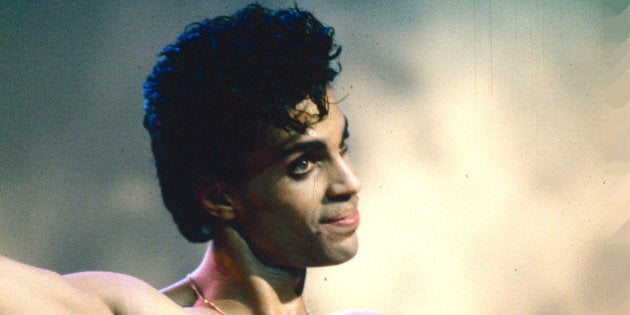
[{"xmin": 321, "ymin": 209, "xmax": 360, "ymax": 229}]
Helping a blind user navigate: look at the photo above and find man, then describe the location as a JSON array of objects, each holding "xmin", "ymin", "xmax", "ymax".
[
  {"xmin": 1, "ymin": 3, "xmax": 361, "ymax": 314},
  {"xmin": 143, "ymin": 4, "xmax": 361, "ymax": 314}
]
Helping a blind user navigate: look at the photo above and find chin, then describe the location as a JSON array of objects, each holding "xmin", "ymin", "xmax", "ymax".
[{"xmin": 316, "ymin": 235, "xmax": 359, "ymax": 267}]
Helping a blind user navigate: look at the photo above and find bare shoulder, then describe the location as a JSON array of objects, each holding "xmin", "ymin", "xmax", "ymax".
[
  {"xmin": 160, "ymin": 277, "xmax": 197, "ymax": 307},
  {"xmin": 0, "ymin": 256, "xmax": 188, "ymax": 315},
  {"xmin": 64, "ymin": 271, "xmax": 189, "ymax": 315}
]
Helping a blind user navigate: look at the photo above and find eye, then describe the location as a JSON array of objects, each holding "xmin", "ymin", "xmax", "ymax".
[{"xmin": 287, "ymin": 157, "xmax": 314, "ymax": 176}]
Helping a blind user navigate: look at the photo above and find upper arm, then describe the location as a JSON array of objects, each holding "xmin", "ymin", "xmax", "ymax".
[{"xmin": 0, "ymin": 256, "xmax": 111, "ymax": 314}]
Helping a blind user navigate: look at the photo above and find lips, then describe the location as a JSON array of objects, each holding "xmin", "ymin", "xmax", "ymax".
[{"xmin": 321, "ymin": 208, "xmax": 360, "ymax": 229}]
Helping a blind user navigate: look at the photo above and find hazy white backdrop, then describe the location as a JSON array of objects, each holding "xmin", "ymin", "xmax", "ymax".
[{"xmin": 1, "ymin": 1, "xmax": 628, "ymax": 314}]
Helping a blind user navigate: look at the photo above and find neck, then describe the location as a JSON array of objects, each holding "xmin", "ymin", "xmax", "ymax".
[{"xmin": 190, "ymin": 226, "xmax": 308, "ymax": 314}]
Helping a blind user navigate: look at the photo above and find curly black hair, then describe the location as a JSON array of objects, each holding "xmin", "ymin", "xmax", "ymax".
[{"xmin": 143, "ymin": 4, "xmax": 341, "ymax": 242}]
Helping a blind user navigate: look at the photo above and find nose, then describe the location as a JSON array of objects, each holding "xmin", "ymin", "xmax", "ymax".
[{"xmin": 326, "ymin": 156, "xmax": 362, "ymax": 200}]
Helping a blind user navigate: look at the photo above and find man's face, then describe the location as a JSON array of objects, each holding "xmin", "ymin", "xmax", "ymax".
[{"xmin": 230, "ymin": 93, "xmax": 361, "ymax": 268}]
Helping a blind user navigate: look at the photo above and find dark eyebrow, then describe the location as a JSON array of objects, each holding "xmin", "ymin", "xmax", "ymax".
[
  {"xmin": 276, "ymin": 116, "xmax": 350, "ymax": 160},
  {"xmin": 276, "ymin": 140, "xmax": 327, "ymax": 160}
]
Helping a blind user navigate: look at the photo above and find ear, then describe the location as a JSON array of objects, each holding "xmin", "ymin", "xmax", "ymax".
[{"xmin": 195, "ymin": 182, "xmax": 236, "ymax": 220}]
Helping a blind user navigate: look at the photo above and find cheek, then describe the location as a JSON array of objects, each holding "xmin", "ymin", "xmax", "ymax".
[
  {"xmin": 265, "ymin": 179, "xmax": 326, "ymax": 235},
  {"xmin": 238, "ymin": 171, "xmax": 328, "ymax": 228},
  {"xmin": 279, "ymin": 175, "xmax": 326, "ymax": 214}
]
